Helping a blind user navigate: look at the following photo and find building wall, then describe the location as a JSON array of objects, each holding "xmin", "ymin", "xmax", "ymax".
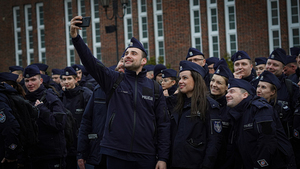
[{"xmin": 0, "ymin": 0, "xmax": 299, "ymax": 72}]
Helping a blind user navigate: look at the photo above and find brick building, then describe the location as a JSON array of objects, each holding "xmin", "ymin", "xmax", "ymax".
[{"xmin": 0, "ymin": 0, "xmax": 299, "ymax": 72}]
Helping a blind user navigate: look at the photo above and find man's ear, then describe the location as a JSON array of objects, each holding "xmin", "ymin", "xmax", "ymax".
[
  {"xmin": 242, "ymin": 92, "xmax": 249, "ymax": 99},
  {"xmin": 141, "ymin": 57, "xmax": 147, "ymax": 66}
]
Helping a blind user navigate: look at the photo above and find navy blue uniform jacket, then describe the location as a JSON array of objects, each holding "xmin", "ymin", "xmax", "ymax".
[
  {"xmin": 229, "ymin": 95, "xmax": 278, "ymax": 169},
  {"xmin": 167, "ymin": 95, "xmax": 222, "ymax": 169},
  {"xmin": 0, "ymin": 83, "xmax": 20, "ymax": 160},
  {"xmin": 77, "ymin": 84, "xmax": 106, "ymax": 165},
  {"xmin": 26, "ymin": 85, "xmax": 67, "ymax": 159},
  {"xmin": 72, "ymin": 35, "xmax": 170, "ymax": 160}
]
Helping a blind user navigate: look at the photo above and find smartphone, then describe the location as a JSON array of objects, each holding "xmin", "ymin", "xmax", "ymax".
[{"xmin": 75, "ymin": 16, "xmax": 91, "ymax": 27}]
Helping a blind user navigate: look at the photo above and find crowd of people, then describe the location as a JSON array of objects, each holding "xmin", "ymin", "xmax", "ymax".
[{"xmin": 1, "ymin": 15, "xmax": 300, "ymax": 169}]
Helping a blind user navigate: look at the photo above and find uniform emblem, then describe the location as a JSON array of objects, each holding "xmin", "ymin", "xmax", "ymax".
[
  {"xmin": 130, "ymin": 42, "xmax": 133, "ymax": 46},
  {"xmin": 162, "ymin": 74, "xmax": 165, "ymax": 78},
  {"xmin": 260, "ymin": 76, "xmax": 263, "ymax": 80},
  {"xmin": 283, "ymin": 105, "xmax": 289, "ymax": 109},
  {"xmin": 66, "ymin": 71, "xmax": 69, "ymax": 75},
  {"xmin": 213, "ymin": 121, "xmax": 222, "ymax": 133},
  {"xmin": 216, "ymin": 69, "xmax": 220, "ymax": 74},
  {"xmin": 238, "ymin": 55, "xmax": 241, "ymax": 59},
  {"xmin": 228, "ymin": 83, "xmax": 230, "ymax": 88},
  {"xmin": 0, "ymin": 111, "xmax": 6, "ymax": 123},
  {"xmin": 180, "ymin": 66, "xmax": 183, "ymax": 71},
  {"xmin": 189, "ymin": 51, "xmax": 193, "ymax": 56},
  {"xmin": 9, "ymin": 144, "xmax": 17, "ymax": 150},
  {"xmin": 271, "ymin": 54, "xmax": 274, "ymax": 59},
  {"xmin": 26, "ymin": 74, "xmax": 29, "ymax": 78},
  {"xmin": 76, "ymin": 68, "xmax": 79, "ymax": 71},
  {"xmin": 257, "ymin": 159, "xmax": 269, "ymax": 167},
  {"xmin": 294, "ymin": 129, "xmax": 299, "ymax": 139},
  {"xmin": 161, "ymin": 70, "xmax": 164, "ymax": 72},
  {"xmin": 295, "ymin": 109, "xmax": 299, "ymax": 113},
  {"xmin": 255, "ymin": 62, "xmax": 257, "ymax": 66}
]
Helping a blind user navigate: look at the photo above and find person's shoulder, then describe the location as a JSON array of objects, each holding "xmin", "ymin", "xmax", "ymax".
[
  {"xmin": 206, "ymin": 96, "xmax": 220, "ymax": 110},
  {"xmin": 251, "ymin": 96, "xmax": 272, "ymax": 110}
]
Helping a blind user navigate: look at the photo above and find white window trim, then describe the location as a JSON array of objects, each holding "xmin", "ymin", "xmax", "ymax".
[
  {"xmin": 78, "ymin": 0, "xmax": 87, "ymax": 46},
  {"xmin": 224, "ymin": 0, "xmax": 238, "ymax": 55},
  {"xmin": 138, "ymin": 0, "xmax": 149, "ymax": 56},
  {"xmin": 91, "ymin": 0, "xmax": 101, "ymax": 60},
  {"xmin": 64, "ymin": 0, "xmax": 74, "ymax": 66},
  {"xmin": 13, "ymin": 6, "xmax": 22, "ymax": 66},
  {"xmin": 36, "ymin": 2, "xmax": 46, "ymax": 63},
  {"xmin": 124, "ymin": 0, "xmax": 133, "ymax": 46},
  {"xmin": 207, "ymin": 0, "xmax": 220, "ymax": 58},
  {"xmin": 286, "ymin": 0, "xmax": 300, "ymax": 48},
  {"xmin": 153, "ymin": 0, "xmax": 165, "ymax": 64},
  {"xmin": 267, "ymin": 0, "xmax": 281, "ymax": 53},
  {"xmin": 189, "ymin": 0, "xmax": 202, "ymax": 51},
  {"xmin": 25, "ymin": 4, "xmax": 34, "ymax": 65}
]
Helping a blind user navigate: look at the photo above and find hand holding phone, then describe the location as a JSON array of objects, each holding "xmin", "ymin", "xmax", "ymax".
[{"xmin": 75, "ymin": 16, "xmax": 91, "ymax": 27}]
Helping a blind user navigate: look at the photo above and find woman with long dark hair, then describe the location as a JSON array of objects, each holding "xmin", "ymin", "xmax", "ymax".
[{"xmin": 167, "ymin": 61, "xmax": 222, "ymax": 169}]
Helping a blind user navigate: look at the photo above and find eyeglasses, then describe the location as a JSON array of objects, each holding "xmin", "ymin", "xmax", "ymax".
[
  {"xmin": 187, "ymin": 58, "xmax": 204, "ymax": 62},
  {"xmin": 160, "ymin": 79, "xmax": 173, "ymax": 83}
]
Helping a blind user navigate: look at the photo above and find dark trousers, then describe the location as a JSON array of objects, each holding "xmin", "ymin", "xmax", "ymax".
[
  {"xmin": 106, "ymin": 155, "xmax": 156, "ymax": 169},
  {"xmin": 94, "ymin": 155, "xmax": 107, "ymax": 169},
  {"xmin": 66, "ymin": 155, "xmax": 77, "ymax": 169},
  {"xmin": 31, "ymin": 158, "xmax": 65, "ymax": 169}
]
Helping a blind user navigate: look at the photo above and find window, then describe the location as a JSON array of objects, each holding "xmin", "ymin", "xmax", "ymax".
[
  {"xmin": 25, "ymin": 5, "xmax": 34, "ymax": 64},
  {"xmin": 37, "ymin": 3, "xmax": 46, "ymax": 64},
  {"xmin": 225, "ymin": 0, "xmax": 237, "ymax": 55},
  {"xmin": 13, "ymin": 6, "xmax": 22, "ymax": 66},
  {"xmin": 190, "ymin": 0, "xmax": 202, "ymax": 51},
  {"xmin": 267, "ymin": 0, "xmax": 281, "ymax": 52},
  {"xmin": 207, "ymin": 0, "xmax": 219, "ymax": 58},
  {"xmin": 138, "ymin": 0, "xmax": 149, "ymax": 57},
  {"xmin": 287, "ymin": 0, "xmax": 300, "ymax": 48},
  {"xmin": 124, "ymin": 0, "xmax": 133, "ymax": 47},
  {"xmin": 64, "ymin": 0, "xmax": 75, "ymax": 66},
  {"xmin": 78, "ymin": 0, "xmax": 88, "ymax": 43},
  {"xmin": 153, "ymin": 0, "xmax": 165, "ymax": 64},
  {"xmin": 91, "ymin": 0, "xmax": 101, "ymax": 60}
]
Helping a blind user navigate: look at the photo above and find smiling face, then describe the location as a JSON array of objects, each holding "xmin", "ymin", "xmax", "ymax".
[
  {"xmin": 256, "ymin": 81, "xmax": 275, "ymax": 102},
  {"xmin": 62, "ymin": 75, "xmax": 78, "ymax": 90},
  {"xmin": 25, "ymin": 75, "xmax": 43, "ymax": 92},
  {"xmin": 226, "ymin": 87, "xmax": 248, "ymax": 108},
  {"xmin": 234, "ymin": 59, "xmax": 253, "ymax": 78},
  {"xmin": 210, "ymin": 74, "xmax": 228, "ymax": 97},
  {"xmin": 266, "ymin": 59, "xmax": 284, "ymax": 77},
  {"xmin": 178, "ymin": 71, "xmax": 194, "ymax": 98},
  {"xmin": 124, "ymin": 47, "xmax": 147, "ymax": 73}
]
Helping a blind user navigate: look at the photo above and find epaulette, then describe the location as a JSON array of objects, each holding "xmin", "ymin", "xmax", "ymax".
[
  {"xmin": 207, "ymin": 96, "xmax": 220, "ymax": 109},
  {"xmin": 251, "ymin": 96, "xmax": 270, "ymax": 109}
]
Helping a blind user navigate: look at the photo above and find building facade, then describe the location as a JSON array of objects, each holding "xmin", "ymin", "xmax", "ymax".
[{"xmin": 0, "ymin": 0, "xmax": 299, "ymax": 72}]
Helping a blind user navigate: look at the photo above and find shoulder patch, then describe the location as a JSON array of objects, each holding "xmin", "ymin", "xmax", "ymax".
[
  {"xmin": 214, "ymin": 121, "xmax": 222, "ymax": 133},
  {"xmin": 9, "ymin": 144, "xmax": 17, "ymax": 150},
  {"xmin": 0, "ymin": 111, "xmax": 6, "ymax": 123},
  {"xmin": 257, "ymin": 159, "xmax": 269, "ymax": 167}
]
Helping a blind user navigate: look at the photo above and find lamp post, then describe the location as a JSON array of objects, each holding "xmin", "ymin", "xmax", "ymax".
[{"xmin": 100, "ymin": 0, "xmax": 128, "ymax": 63}]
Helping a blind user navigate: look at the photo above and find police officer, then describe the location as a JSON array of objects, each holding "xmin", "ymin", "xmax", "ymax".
[
  {"xmin": 154, "ymin": 64, "xmax": 167, "ymax": 84},
  {"xmin": 71, "ymin": 16, "xmax": 170, "ymax": 169},
  {"xmin": 226, "ymin": 78, "xmax": 278, "ymax": 169},
  {"xmin": 0, "ymin": 83, "xmax": 20, "ymax": 169},
  {"xmin": 161, "ymin": 69, "xmax": 177, "ymax": 97},
  {"xmin": 284, "ymin": 55, "xmax": 298, "ymax": 83},
  {"xmin": 206, "ymin": 57, "xmax": 219, "ymax": 75},
  {"xmin": 61, "ymin": 67, "xmax": 92, "ymax": 169},
  {"xmin": 9, "ymin": 66, "xmax": 24, "ymax": 84},
  {"xmin": 23, "ymin": 65, "xmax": 67, "ymax": 169},
  {"xmin": 144, "ymin": 64, "xmax": 155, "ymax": 80},
  {"xmin": 52, "ymin": 69, "xmax": 63, "ymax": 85},
  {"xmin": 167, "ymin": 61, "xmax": 221, "ymax": 169},
  {"xmin": 231, "ymin": 51, "xmax": 256, "ymax": 82},
  {"xmin": 186, "ymin": 48, "xmax": 211, "ymax": 89},
  {"xmin": 254, "ymin": 57, "xmax": 267, "ymax": 77},
  {"xmin": 209, "ymin": 65, "xmax": 234, "ymax": 169}
]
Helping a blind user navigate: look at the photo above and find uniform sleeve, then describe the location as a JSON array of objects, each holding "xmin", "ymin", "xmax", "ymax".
[
  {"xmin": 37, "ymin": 94, "xmax": 66, "ymax": 131},
  {"xmin": 202, "ymin": 107, "xmax": 223, "ymax": 169},
  {"xmin": 0, "ymin": 104, "xmax": 20, "ymax": 160},
  {"xmin": 253, "ymin": 108, "xmax": 277, "ymax": 168},
  {"xmin": 155, "ymin": 86, "xmax": 171, "ymax": 161},
  {"xmin": 72, "ymin": 34, "xmax": 118, "ymax": 93}
]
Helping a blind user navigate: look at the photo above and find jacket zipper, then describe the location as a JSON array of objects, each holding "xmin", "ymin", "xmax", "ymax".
[{"xmin": 130, "ymin": 75, "xmax": 138, "ymax": 152}]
